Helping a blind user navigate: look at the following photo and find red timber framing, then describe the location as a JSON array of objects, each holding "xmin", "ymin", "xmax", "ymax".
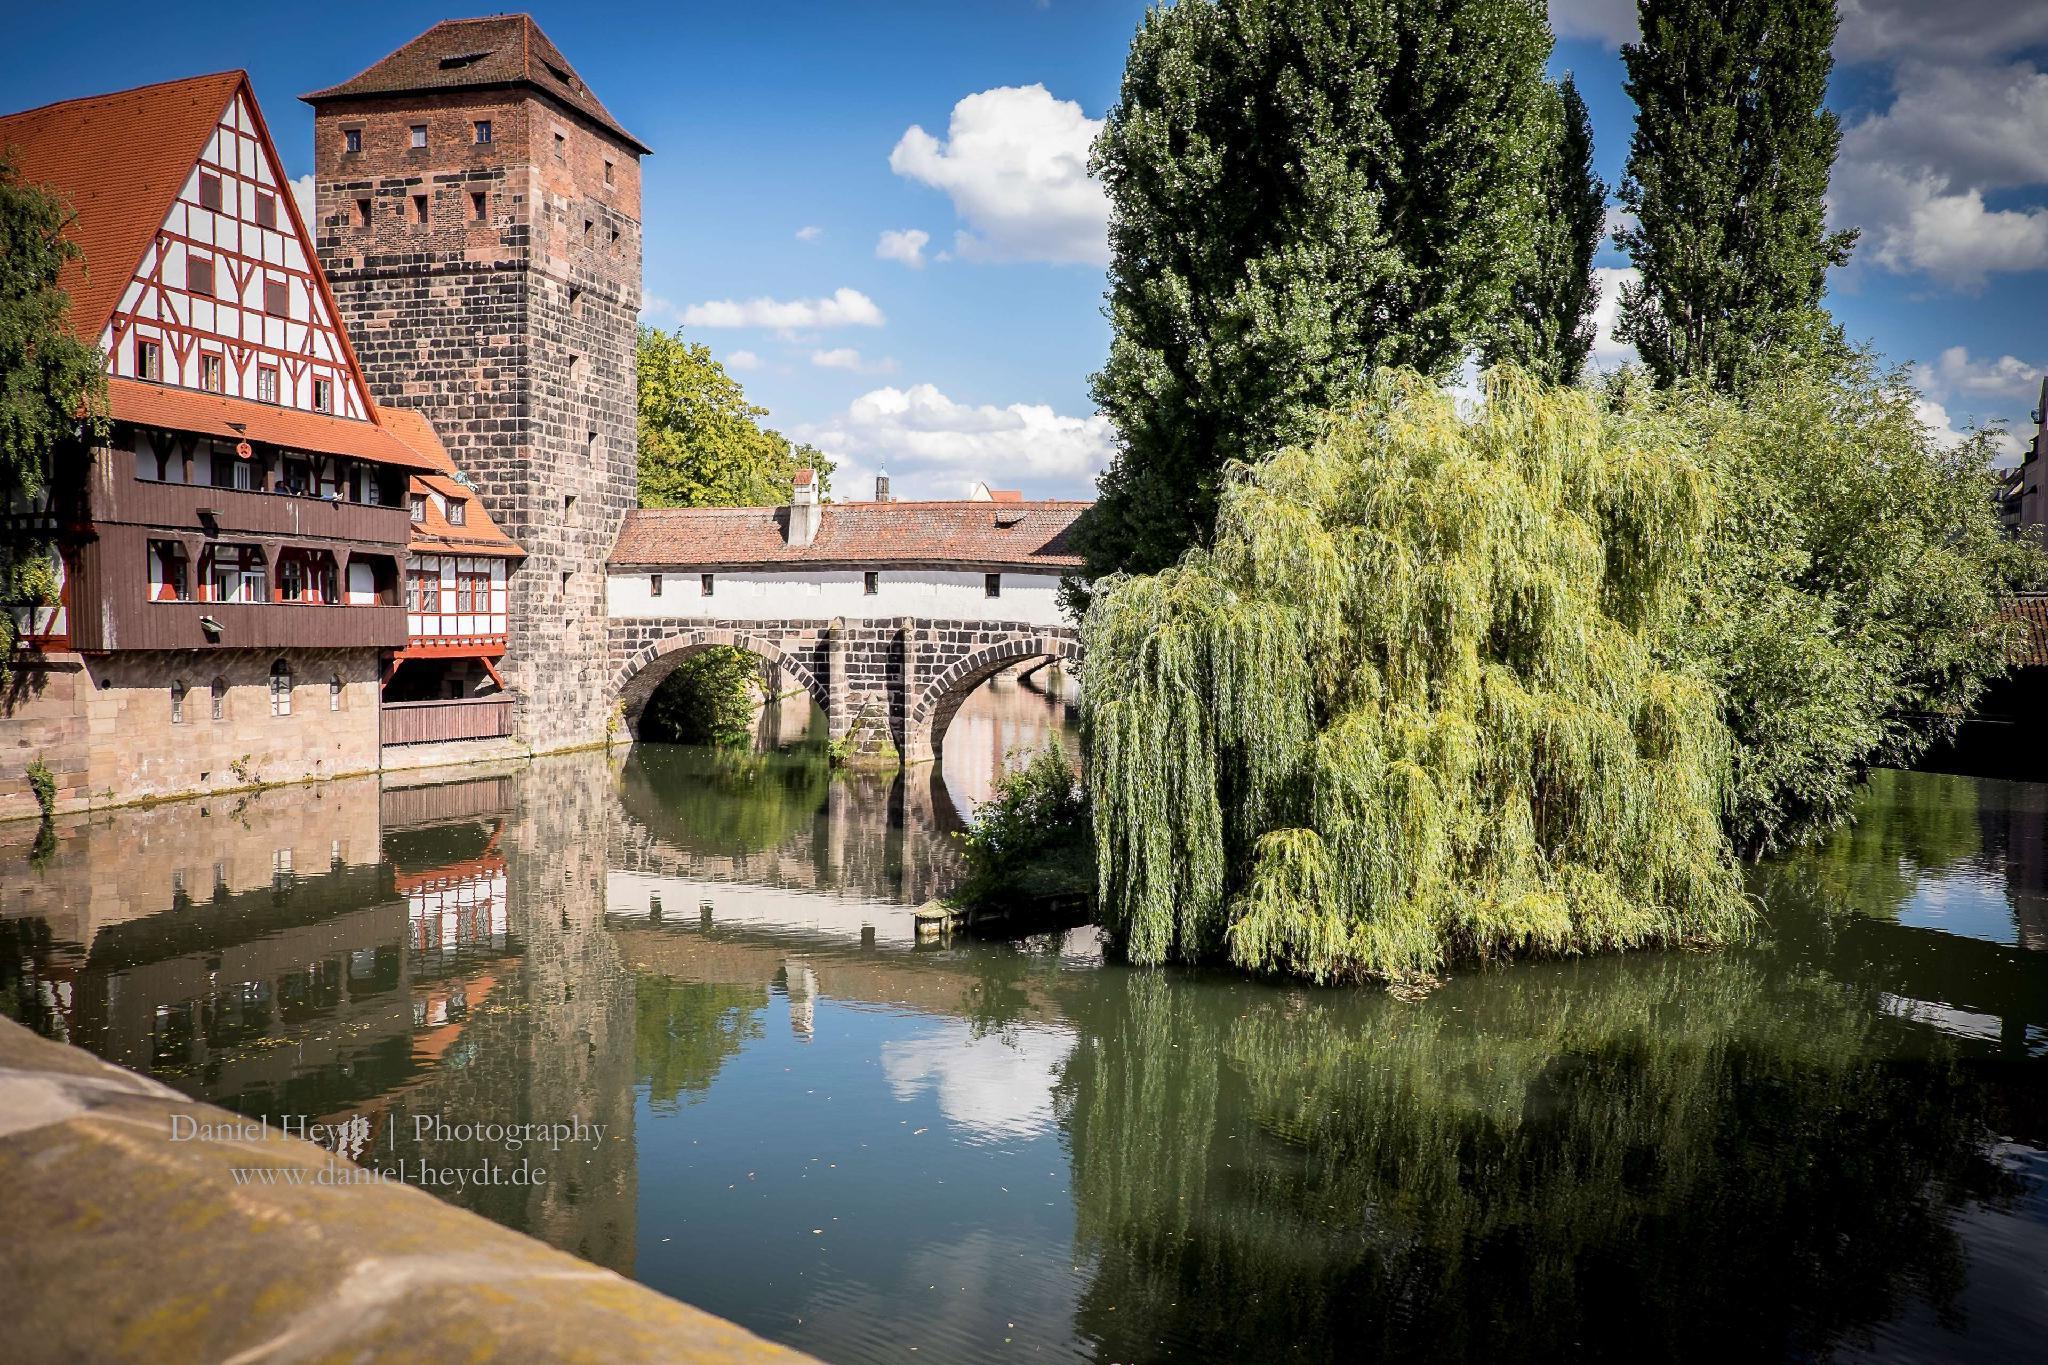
[{"xmin": 99, "ymin": 82, "xmax": 379, "ymax": 424}]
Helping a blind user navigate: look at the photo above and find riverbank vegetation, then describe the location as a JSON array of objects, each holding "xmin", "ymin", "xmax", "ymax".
[
  {"xmin": 955, "ymin": 746, "xmax": 1094, "ymax": 915},
  {"xmin": 639, "ymin": 648, "xmax": 762, "ymax": 747}
]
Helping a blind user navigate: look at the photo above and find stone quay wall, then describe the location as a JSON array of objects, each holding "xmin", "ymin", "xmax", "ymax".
[{"xmin": 1, "ymin": 647, "xmax": 381, "ymax": 822}]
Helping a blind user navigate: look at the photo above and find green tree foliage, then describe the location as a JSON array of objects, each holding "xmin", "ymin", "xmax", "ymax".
[
  {"xmin": 956, "ymin": 746, "xmax": 1095, "ymax": 909},
  {"xmin": 1615, "ymin": 0, "xmax": 1858, "ymax": 389},
  {"xmin": 1486, "ymin": 76, "xmax": 1606, "ymax": 385},
  {"xmin": 1083, "ymin": 370, "xmax": 1750, "ymax": 983},
  {"xmin": 1076, "ymin": 0, "xmax": 1556, "ymax": 584},
  {"xmin": 1663, "ymin": 352, "xmax": 2034, "ymax": 851},
  {"xmin": 636, "ymin": 325, "xmax": 831, "ymax": 509},
  {"xmin": 0, "ymin": 156, "xmax": 107, "ymax": 672},
  {"xmin": 640, "ymin": 647, "xmax": 760, "ymax": 746},
  {"xmin": 634, "ymin": 976, "xmax": 767, "ymax": 1110}
]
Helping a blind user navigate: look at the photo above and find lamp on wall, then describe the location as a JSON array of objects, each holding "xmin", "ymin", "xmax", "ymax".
[{"xmin": 198, "ymin": 616, "xmax": 223, "ymax": 640}]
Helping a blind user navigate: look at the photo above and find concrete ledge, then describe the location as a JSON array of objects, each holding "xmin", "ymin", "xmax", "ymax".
[
  {"xmin": 0, "ymin": 1018, "xmax": 813, "ymax": 1364},
  {"xmin": 377, "ymin": 734, "xmax": 533, "ymax": 773}
]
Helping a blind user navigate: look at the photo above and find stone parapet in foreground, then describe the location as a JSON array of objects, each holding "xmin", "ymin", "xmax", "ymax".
[{"xmin": 0, "ymin": 1018, "xmax": 811, "ymax": 1364}]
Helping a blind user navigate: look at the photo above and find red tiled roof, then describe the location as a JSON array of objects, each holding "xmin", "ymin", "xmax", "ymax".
[
  {"xmin": 612, "ymin": 501, "xmax": 1090, "ymax": 571},
  {"xmin": 2007, "ymin": 594, "xmax": 2048, "ymax": 668},
  {"xmin": 111, "ymin": 379, "xmax": 433, "ymax": 471},
  {"xmin": 376, "ymin": 405, "xmax": 523, "ymax": 557},
  {"xmin": 0, "ymin": 71, "xmax": 244, "ymax": 347},
  {"xmin": 300, "ymin": 15, "xmax": 649, "ymax": 155}
]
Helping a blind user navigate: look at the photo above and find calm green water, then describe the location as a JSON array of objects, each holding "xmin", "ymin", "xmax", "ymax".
[{"xmin": 4, "ymin": 677, "xmax": 2045, "ymax": 1364}]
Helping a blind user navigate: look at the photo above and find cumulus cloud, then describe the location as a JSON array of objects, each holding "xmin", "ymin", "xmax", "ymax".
[
  {"xmin": 1589, "ymin": 266, "xmax": 1642, "ymax": 372},
  {"xmin": 1836, "ymin": 1, "xmax": 2048, "ymax": 65},
  {"xmin": 290, "ymin": 173, "xmax": 315, "ymax": 226},
  {"xmin": 880, "ymin": 1023, "xmax": 1073, "ymax": 1141},
  {"xmin": 889, "ymin": 85, "xmax": 1109, "ymax": 266},
  {"xmin": 680, "ymin": 287, "xmax": 886, "ymax": 329},
  {"xmin": 725, "ymin": 349, "xmax": 763, "ymax": 371},
  {"xmin": 795, "ymin": 225, "xmax": 823, "ymax": 242},
  {"xmin": 810, "ymin": 347, "xmax": 898, "ymax": 375},
  {"xmin": 799, "ymin": 381, "xmax": 1114, "ymax": 500},
  {"xmin": 876, "ymin": 228, "xmax": 931, "ymax": 268},
  {"xmin": 1547, "ymin": 0, "xmax": 1638, "ymax": 46},
  {"xmin": 1909, "ymin": 346, "xmax": 2041, "ymax": 464},
  {"xmin": 1833, "ymin": 161, "xmax": 2048, "ymax": 289}
]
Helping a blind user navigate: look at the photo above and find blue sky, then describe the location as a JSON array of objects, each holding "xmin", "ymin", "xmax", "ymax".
[{"xmin": 7, "ymin": 1, "xmax": 2048, "ymax": 500}]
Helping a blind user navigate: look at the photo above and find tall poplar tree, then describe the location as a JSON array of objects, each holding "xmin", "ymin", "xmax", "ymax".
[
  {"xmin": 1486, "ymin": 76, "xmax": 1606, "ymax": 385},
  {"xmin": 1614, "ymin": 0, "xmax": 1857, "ymax": 390},
  {"xmin": 1076, "ymin": 0, "xmax": 1554, "ymax": 585}
]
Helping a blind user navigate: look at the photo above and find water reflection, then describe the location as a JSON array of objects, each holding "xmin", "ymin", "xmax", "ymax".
[{"xmin": 1, "ymin": 755, "xmax": 2043, "ymax": 1363}]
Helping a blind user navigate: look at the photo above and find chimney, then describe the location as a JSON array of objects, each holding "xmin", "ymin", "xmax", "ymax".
[
  {"xmin": 787, "ymin": 467, "xmax": 821, "ymax": 547},
  {"xmin": 874, "ymin": 467, "xmax": 892, "ymax": 503}
]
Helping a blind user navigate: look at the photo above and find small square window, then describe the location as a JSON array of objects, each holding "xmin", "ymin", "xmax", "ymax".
[
  {"xmin": 343, "ymin": 127, "xmax": 362, "ymax": 154},
  {"xmin": 474, "ymin": 119, "xmax": 492, "ymax": 144},
  {"xmin": 257, "ymin": 366, "xmax": 278, "ymax": 403},
  {"xmin": 470, "ymin": 191, "xmax": 487, "ymax": 222},
  {"xmin": 201, "ymin": 354, "xmax": 224, "ymax": 393},
  {"xmin": 553, "ymin": 131, "xmax": 566, "ymax": 159},
  {"xmin": 254, "ymin": 192, "xmax": 277, "ymax": 229},
  {"xmin": 984, "ymin": 573, "xmax": 1001, "ymax": 598},
  {"xmin": 356, "ymin": 197, "xmax": 372, "ymax": 226},
  {"xmin": 263, "ymin": 279, "xmax": 288, "ymax": 315},
  {"xmin": 136, "ymin": 339, "xmax": 161, "ymax": 381},
  {"xmin": 187, "ymin": 255, "xmax": 214, "ymax": 296},
  {"xmin": 198, "ymin": 172, "xmax": 222, "ymax": 211},
  {"xmin": 410, "ymin": 124, "xmax": 428, "ymax": 150},
  {"xmin": 568, "ymin": 286, "xmax": 583, "ymax": 316},
  {"xmin": 864, "ymin": 571, "xmax": 879, "ymax": 596},
  {"xmin": 700, "ymin": 573, "xmax": 715, "ymax": 597},
  {"xmin": 409, "ymin": 494, "xmax": 426, "ymax": 523},
  {"xmin": 583, "ymin": 218, "xmax": 594, "ymax": 244},
  {"xmin": 412, "ymin": 194, "xmax": 428, "ymax": 223},
  {"xmin": 564, "ymin": 493, "xmax": 577, "ymax": 515},
  {"xmin": 649, "ymin": 573, "xmax": 663, "ymax": 598},
  {"xmin": 312, "ymin": 378, "xmax": 332, "ymax": 412}
]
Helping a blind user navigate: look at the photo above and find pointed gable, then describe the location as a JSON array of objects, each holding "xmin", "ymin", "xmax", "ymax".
[
  {"xmin": 301, "ymin": 14, "xmax": 648, "ymax": 154},
  {"xmin": 0, "ymin": 71, "xmax": 394, "ymax": 440}
]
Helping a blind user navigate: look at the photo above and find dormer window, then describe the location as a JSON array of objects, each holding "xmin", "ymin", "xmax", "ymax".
[
  {"xmin": 410, "ymin": 124, "xmax": 428, "ymax": 149},
  {"xmin": 447, "ymin": 499, "xmax": 466, "ymax": 526},
  {"xmin": 201, "ymin": 354, "xmax": 223, "ymax": 393},
  {"xmin": 136, "ymin": 338, "xmax": 161, "ymax": 381},
  {"xmin": 409, "ymin": 494, "xmax": 426, "ymax": 523}
]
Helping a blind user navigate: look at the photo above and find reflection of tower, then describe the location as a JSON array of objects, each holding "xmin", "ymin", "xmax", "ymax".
[{"xmin": 782, "ymin": 963, "xmax": 818, "ymax": 1040}]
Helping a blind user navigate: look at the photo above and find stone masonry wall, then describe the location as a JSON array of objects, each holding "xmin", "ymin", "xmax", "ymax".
[
  {"xmin": 1, "ymin": 648, "xmax": 381, "ymax": 822},
  {"xmin": 607, "ymin": 616, "xmax": 1083, "ymax": 764},
  {"xmin": 313, "ymin": 87, "xmax": 642, "ymax": 754}
]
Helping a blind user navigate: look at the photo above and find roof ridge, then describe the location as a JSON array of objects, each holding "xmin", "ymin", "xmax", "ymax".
[{"xmin": 0, "ymin": 69, "xmax": 243, "ymax": 126}]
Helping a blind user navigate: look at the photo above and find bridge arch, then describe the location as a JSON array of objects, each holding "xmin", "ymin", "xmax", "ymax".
[
  {"xmin": 613, "ymin": 628, "xmax": 830, "ymax": 741},
  {"xmin": 906, "ymin": 632, "xmax": 1083, "ymax": 765}
]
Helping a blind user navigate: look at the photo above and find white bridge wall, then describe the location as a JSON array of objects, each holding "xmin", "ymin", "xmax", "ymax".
[{"xmin": 606, "ymin": 568, "xmax": 1068, "ymax": 627}]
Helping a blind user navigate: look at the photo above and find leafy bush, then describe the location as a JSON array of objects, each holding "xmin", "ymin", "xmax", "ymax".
[
  {"xmin": 957, "ymin": 746, "xmax": 1094, "ymax": 909},
  {"xmin": 25, "ymin": 757, "xmax": 55, "ymax": 821},
  {"xmin": 641, "ymin": 647, "xmax": 758, "ymax": 746}
]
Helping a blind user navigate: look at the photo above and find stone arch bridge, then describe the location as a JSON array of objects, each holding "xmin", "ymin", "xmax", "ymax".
[{"xmin": 609, "ymin": 616, "xmax": 1081, "ymax": 765}]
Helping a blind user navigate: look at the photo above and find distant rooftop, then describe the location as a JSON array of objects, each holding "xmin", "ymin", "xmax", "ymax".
[
  {"xmin": 301, "ymin": 14, "xmax": 649, "ymax": 155},
  {"xmin": 612, "ymin": 500, "xmax": 1089, "ymax": 573}
]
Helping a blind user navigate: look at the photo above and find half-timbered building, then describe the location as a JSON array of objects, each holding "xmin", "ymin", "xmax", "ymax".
[{"xmin": 0, "ymin": 71, "xmax": 439, "ymax": 819}]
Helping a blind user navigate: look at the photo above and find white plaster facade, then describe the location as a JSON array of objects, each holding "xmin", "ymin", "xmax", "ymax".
[{"xmin": 606, "ymin": 567, "xmax": 1069, "ymax": 627}]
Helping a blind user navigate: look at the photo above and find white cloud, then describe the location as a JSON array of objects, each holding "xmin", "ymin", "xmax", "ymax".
[
  {"xmin": 679, "ymin": 287, "xmax": 886, "ymax": 329},
  {"xmin": 640, "ymin": 295, "xmax": 675, "ymax": 322},
  {"xmin": 799, "ymin": 381, "xmax": 1114, "ymax": 500},
  {"xmin": 795, "ymin": 225, "xmax": 823, "ymax": 242},
  {"xmin": 810, "ymin": 347, "xmax": 898, "ymax": 375},
  {"xmin": 1832, "ymin": 161, "xmax": 2048, "ymax": 289},
  {"xmin": 1842, "ymin": 61, "xmax": 2048, "ymax": 200},
  {"xmin": 1915, "ymin": 345, "xmax": 2046, "ymax": 406},
  {"xmin": 1837, "ymin": 1, "xmax": 2048, "ymax": 65},
  {"xmin": 889, "ymin": 85, "xmax": 1109, "ymax": 266},
  {"xmin": 1547, "ymin": 0, "xmax": 1637, "ymax": 46},
  {"xmin": 290, "ymin": 174, "xmax": 315, "ymax": 226},
  {"xmin": 1589, "ymin": 266, "xmax": 1642, "ymax": 372},
  {"xmin": 725, "ymin": 349, "xmax": 763, "ymax": 371},
  {"xmin": 876, "ymin": 228, "xmax": 931, "ymax": 268}
]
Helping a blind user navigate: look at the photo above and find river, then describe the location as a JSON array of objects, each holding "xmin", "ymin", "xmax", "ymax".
[{"xmin": 3, "ymin": 670, "xmax": 2044, "ymax": 1364}]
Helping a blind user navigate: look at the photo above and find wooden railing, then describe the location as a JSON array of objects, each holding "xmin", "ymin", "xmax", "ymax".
[{"xmin": 380, "ymin": 696, "xmax": 514, "ymax": 746}]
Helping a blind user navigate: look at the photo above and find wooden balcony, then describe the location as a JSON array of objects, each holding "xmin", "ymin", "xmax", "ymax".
[
  {"xmin": 101, "ymin": 476, "xmax": 411, "ymax": 547},
  {"xmin": 103, "ymin": 600, "xmax": 410, "ymax": 651},
  {"xmin": 380, "ymin": 696, "xmax": 515, "ymax": 746}
]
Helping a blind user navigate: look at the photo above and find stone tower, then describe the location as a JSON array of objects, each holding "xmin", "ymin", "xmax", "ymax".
[{"xmin": 304, "ymin": 16, "xmax": 647, "ymax": 750}]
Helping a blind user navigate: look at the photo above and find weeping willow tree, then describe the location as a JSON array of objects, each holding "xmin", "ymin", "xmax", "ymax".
[{"xmin": 1083, "ymin": 369, "xmax": 1751, "ymax": 982}]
